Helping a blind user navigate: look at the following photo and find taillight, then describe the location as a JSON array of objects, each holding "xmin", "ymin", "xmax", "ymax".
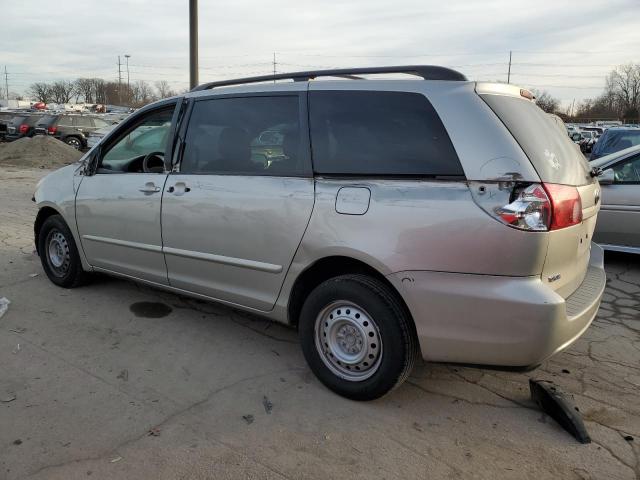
[
  {"xmin": 543, "ymin": 183, "xmax": 582, "ymax": 230},
  {"xmin": 473, "ymin": 182, "xmax": 582, "ymax": 232},
  {"xmin": 47, "ymin": 126, "xmax": 57, "ymax": 134},
  {"xmin": 496, "ymin": 183, "xmax": 551, "ymax": 231},
  {"xmin": 19, "ymin": 124, "xmax": 28, "ymax": 134}
]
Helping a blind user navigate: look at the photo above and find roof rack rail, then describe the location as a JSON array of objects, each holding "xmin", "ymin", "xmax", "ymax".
[{"xmin": 191, "ymin": 65, "xmax": 467, "ymax": 91}]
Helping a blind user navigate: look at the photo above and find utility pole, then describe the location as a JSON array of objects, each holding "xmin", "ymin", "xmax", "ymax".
[
  {"xmin": 507, "ymin": 50, "xmax": 512, "ymax": 84},
  {"xmin": 189, "ymin": 0, "xmax": 199, "ymax": 89},
  {"xmin": 4, "ymin": 66, "xmax": 8, "ymax": 100},
  {"xmin": 117, "ymin": 55, "xmax": 122, "ymax": 104},
  {"xmin": 273, "ymin": 52, "xmax": 277, "ymax": 82}
]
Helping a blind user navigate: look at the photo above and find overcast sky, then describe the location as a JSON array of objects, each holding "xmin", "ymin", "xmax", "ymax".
[{"xmin": 3, "ymin": 0, "xmax": 639, "ymax": 107}]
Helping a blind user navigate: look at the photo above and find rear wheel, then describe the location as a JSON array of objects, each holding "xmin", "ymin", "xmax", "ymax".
[
  {"xmin": 299, "ymin": 274, "xmax": 418, "ymax": 400},
  {"xmin": 64, "ymin": 136, "xmax": 82, "ymax": 149},
  {"xmin": 38, "ymin": 215, "xmax": 88, "ymax": 288}
]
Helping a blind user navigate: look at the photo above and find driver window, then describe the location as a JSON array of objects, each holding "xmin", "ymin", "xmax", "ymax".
[
  {"xmin": 612, "ymin": 154, "xmax": 640, "ymax": 183},
  {"xmin": 99, "ymin": 107, "xmax": 174, "ymax": 173}
]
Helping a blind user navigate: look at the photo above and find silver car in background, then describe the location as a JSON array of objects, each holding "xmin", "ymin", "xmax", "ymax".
[
  {"xmin": 33, "ymin": 66, "xmax": 606, "ymax": 400},
  {"xmin": 591, "ymin": 144, "xmax": 640, "ymax": 253}
]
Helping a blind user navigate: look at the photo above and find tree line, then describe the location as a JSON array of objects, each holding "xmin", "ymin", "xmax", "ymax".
[
  {"xmin": 26, "ymin": 78, "xmax": 183, "ymax": 107},
  {"xmin": 532, "ymin": 63, "xmax": 640, "ymax": 122},
  {"xmin": 23, "ymin": 62, "xmax": 639, "ymax": 120}
]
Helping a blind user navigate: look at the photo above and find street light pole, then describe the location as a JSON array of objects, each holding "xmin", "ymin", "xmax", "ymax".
[
  {"xmin": 189, "ymin": 0, "xmax": 199, "ymax": 89},
  {"xmin": 124, "ymin": 54, "xmax": 131, "ymax": 91}
]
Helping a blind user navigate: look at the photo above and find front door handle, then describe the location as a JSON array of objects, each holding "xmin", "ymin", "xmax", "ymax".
[{"xmin": 139, "ymin": 182, "xmax": 161, "ymax": 194}]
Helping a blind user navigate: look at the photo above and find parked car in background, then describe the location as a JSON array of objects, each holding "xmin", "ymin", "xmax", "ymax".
[
  {"xmin": 580, "ymin": 126, "xmax": 605, "ymax": 137},
  {"xmin": 0, "ymin": 112, "xmax": 18, "ymax": 142},
  {"xmin": 33, "ymin": 66, "xmax": 606, "ymax": 400},
  {"xmin": 590, "ymin": 127, "xmax": 640, "ymax": 160},
  {"xmin": 5, "ymin": 114, "xmax": 43, "ymax": 141},
  {"xmin": 591, "ymin": 145, "xmax": 640, "ymax": 254},
  {"xmin": 579, "ymin": 131, "xmax": 598, "ymax": 153},
  {"xmin": 33, "ymin": 114, "xmax": 111, "ymax": 150}
]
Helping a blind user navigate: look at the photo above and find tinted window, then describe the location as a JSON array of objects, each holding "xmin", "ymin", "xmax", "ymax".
[
  {"xmin": 181, "ymin": 96, "xmax": 306, "ymax": 176},
  {"xmin": 308, "ymin": 91, "xmax": 463, "ymax": 176},
  {"xmin": 58, "ymin": 116, "xmax": 74, "ymax": 127},
  {"xmin": 74, "ymin": 116, "xmax": 93, "ymax": 127},
  {"xmin": 481, "ymin": 94, "xmax": 592, "ymax": 185},
  {"xmin": 9, "ymin": 116, "xmax": 27, "ymax": 126},
  {"xmin": 612, "ymin": 154, "xmax": 640, "ymax": 183}
]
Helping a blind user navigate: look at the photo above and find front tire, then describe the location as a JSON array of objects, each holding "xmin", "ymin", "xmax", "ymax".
[
  {"xmin": 299, "ymin": 274, "xmax": 418, "ymax": 401},
  {"xmin": 38, "ymin": 215, "xmax": 87, "ymax": 288}
]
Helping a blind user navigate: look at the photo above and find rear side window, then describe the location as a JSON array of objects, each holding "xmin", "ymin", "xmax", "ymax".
[
  {"xmin": 309, "ymin": 91, "xmax": 463, "ymax": 176},
  {"xmin": 180, "ymin": 96, "xmax": 308, "ymax": 176},
  {"xmin": 58, "ymin": 116, "xmax": 73, "ymax": 127},
  {"xmin": 74, "ymin": 117, "xmax": 93, "ymax": 127},
  {"xmin": 480, "ymin": 94, "xmax": 592, "ymax": 185}
]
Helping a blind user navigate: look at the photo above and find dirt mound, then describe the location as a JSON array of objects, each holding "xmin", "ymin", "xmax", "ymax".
[{"xmin": 0, "ymin": 136, "xmax": 83, "ymax": 168}]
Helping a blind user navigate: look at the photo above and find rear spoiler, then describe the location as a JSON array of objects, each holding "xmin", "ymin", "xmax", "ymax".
[{"xmin": 475, "ymin": 82, "xmax": 536, "ymax": 102}]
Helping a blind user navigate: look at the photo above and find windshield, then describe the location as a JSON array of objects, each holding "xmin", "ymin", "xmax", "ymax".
[{"xmin": 591, "ymin": 129, "xmax": 640, "ymax": 158}]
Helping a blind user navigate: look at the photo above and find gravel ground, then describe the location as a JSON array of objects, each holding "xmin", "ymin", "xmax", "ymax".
[{"xmin": 0, "ymin": 167, "xmax": 639, "ymax": 480}]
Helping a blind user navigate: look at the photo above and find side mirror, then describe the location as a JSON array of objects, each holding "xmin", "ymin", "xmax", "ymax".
[{"xmin": 598, "ymin": 168, "xmax": 615, "ymax": 185}]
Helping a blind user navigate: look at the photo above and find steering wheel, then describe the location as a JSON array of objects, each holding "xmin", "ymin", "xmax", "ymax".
[{"xmin": 142, "ymin": 151, "xmax": 165, "ymax": 173}]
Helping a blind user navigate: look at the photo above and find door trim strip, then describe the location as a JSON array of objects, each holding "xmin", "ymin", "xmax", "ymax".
[
  {"xmin": 163, "ymin": 246, "xmax": 283, "ymax": 273},
  {"xmin": 82, "ymin": 235, "xmax": 163, "ymax": 253}
]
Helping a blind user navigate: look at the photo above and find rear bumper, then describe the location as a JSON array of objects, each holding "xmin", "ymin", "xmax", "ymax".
[{"xmin": 388, "ymin": 243, "xmax": 606, "ymax": 367}]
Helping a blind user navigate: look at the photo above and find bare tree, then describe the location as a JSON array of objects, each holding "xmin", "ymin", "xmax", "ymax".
[
  {"xmin": 27, "ymin": 82, "xmax": 53, "ymax": 103},
  {"xmin": 131, "ymin": 80, "xmax": 155, "ymax": 106},
  {"xmin": 606, "ymin": 63, "xmax": 640, "ymax": 118},
  {"xmin": 75, "ymin": 78, "xmax": 95, "ymax": 103},
  {"xmin": 49, "ymin": 80, "xmax": 76, "ymax": 104},
  {"xmin": 155, "ymin": 80, "xmax": 176, "ymax": 99},
  {"xmin": 531, "ymin": 89, "xmax": 560, "ymax": 114}
]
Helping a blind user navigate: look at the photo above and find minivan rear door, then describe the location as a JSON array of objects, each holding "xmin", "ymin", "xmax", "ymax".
[
  {"xmin": 479, "ymin": 87, "xmax": 599, "ymax": 298},
  {"xmin": 161, "ymin": 91, "xmax": 314, "ymax": 311}
]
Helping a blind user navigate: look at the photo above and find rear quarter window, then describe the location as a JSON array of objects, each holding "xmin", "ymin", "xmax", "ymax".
[
  {"xmin": 480, "ymin": 94, "xmax": 591, "ymax": 185},
  {"xmin": 309, "ymin": 91, "xmax": 463, "ymax": 176}
]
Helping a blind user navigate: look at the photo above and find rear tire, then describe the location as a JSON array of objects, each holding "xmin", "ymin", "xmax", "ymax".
[
  {"xmin": 64, "ymin": 136, "xmax": 82, "ymax": 149},
  {"xmin": 299, "ymin": 274, "xmax": 418, "ymax": 401},
  {"xmin": 38, "ymin": 215, "xmax": 88, "ymax": 288}
]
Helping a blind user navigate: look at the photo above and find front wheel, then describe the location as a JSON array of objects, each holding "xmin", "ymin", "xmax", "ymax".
[
  {"xmin": 299, "ymin": 274, "xmax": 418, "ymax": 400},
  {"xmin": 38, "ymin": 214, "xmax": 88, "ymax": 288}
]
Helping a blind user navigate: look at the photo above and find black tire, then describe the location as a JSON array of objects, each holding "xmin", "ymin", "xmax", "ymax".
[
  {"xmin": 38, "ymin": 214, "xmax": 88, "ymax": 288},
  {"xmin": 64, "ymin": 136, "xmax": 82, "ymax": 150},
  {"xmin": 299, "ymin": 274, "xmax": 418, "ymax": 401}
]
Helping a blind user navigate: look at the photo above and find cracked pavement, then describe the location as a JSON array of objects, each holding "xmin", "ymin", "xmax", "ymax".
[{"xmin": 0, "ymin": 168, "xmax": 639, "ymax": 480}]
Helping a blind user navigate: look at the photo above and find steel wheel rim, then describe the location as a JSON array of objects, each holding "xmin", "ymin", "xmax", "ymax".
[
  {"xmin": 314, "ymin": 301, "xmax": 383, "ymax": 381},
  {"xmin": 46, "ymin": 230, "xmax": 70, "ymax": 277}
]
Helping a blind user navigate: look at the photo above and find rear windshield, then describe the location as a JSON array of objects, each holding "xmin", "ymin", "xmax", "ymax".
[
  {"xmin": 481, "ymin": 94, "xmax": 592, "ymax": 186},
  {"xmin": 591, "ymin": 129, "xmax": 640, "ymax": 158},
  {"xmin": 37, "ymin": 115, "xmax": 57, "ymax": 125}
]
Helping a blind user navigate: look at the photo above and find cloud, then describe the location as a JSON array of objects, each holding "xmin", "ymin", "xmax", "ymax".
[{"xmin": 2, "ymin": 0, "xmax": 639, "ymax": 105}]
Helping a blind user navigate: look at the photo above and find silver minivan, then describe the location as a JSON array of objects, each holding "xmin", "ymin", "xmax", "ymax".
[{"xmin": 33, "ymin": 66, "xmax": 606, "ymax": 400}]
